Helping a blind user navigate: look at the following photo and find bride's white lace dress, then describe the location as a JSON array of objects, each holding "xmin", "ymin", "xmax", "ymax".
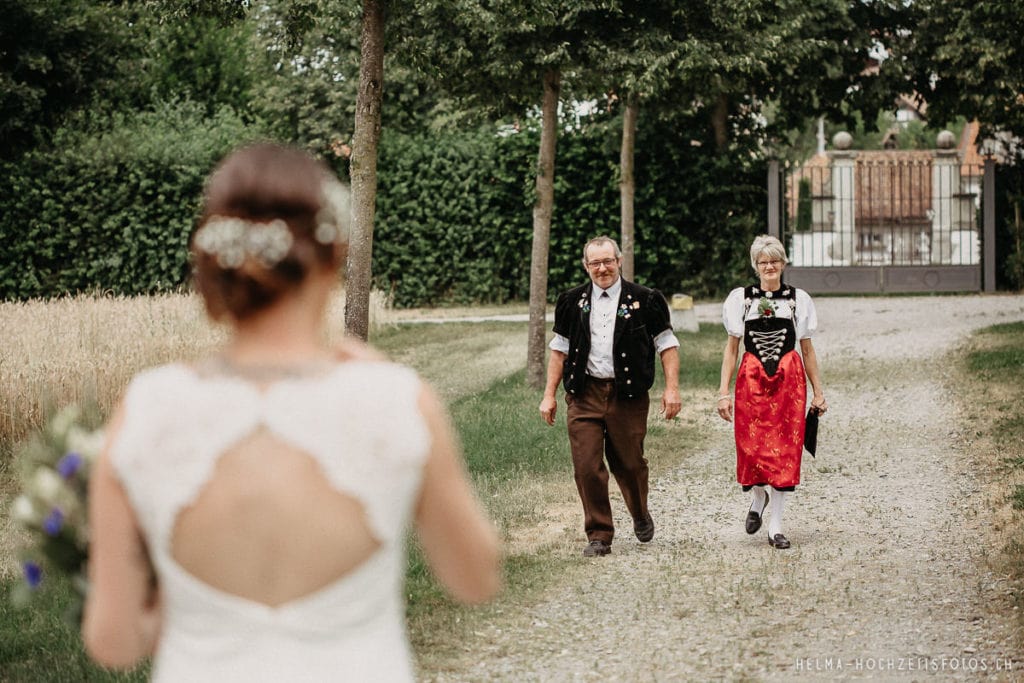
[{"xmin": 109, "ymin": 361, "xmax": 430, "ymax": 682}]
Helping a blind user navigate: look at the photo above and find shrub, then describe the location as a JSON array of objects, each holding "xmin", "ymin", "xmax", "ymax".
[
  {"xmin": 371, "ymin": 110, "xmax": 765, "ymax": 307},
  {"xmin": 0, "ymin": 100, "xmax": 262, "ymax": 299},
  {"xmin": 1, "ymin": 105, "xmax": 766, "ymax": 304}
]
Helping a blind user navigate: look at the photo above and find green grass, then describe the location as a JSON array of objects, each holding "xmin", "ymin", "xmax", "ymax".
[
  {"xmin": 958, "ymin": 320, "xmax": 1024, "ymax": 636},
  {"xmin": 676, "ymin": 325, "xmax": 729, "ymax": 389},
  {"xmin": 966, "ymin": 321, "xmax": 1024, "ymax": 442},
  {"xmin": 967, "ymin": 346, "xmax": 1024, "ymax": 373},
  {"xmin": 453, "ymin": 369, "xmax": 568, "ymax": 478},
  {"xmin": 0, "ymin": 579, "xmax": 147, "ymax": 682}
]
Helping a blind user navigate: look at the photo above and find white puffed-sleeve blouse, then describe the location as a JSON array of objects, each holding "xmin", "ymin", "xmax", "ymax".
[{"xmin": 722, "ymin": 286, "xmax": 818, "ymax": 340}]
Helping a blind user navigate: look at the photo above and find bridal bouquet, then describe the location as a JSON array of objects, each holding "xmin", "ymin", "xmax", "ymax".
[{"xmin": 9, "ymin": 405, "xmax": 105, "ymax": 625}]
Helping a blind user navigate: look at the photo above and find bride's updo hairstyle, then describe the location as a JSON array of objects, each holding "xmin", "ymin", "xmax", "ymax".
[{"xmin": 192, "ymin": 143, "xmax": 350, "ymax": 321}]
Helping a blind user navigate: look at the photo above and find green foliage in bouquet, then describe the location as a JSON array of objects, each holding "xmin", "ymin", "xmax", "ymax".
[{"xmin": 9, "ymin": 405, "xmax": 105, "ymax": 626}]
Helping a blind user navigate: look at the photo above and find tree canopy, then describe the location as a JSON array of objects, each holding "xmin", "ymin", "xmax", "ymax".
[
  {"xmin": 3, "ymin": 0, "xmax": 1022, "ymax": 304},
  {"xmin": 896, "ymin": 0, "xmax": 1024, "ymax": 149}
]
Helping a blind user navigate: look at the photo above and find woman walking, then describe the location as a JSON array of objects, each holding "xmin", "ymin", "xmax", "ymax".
[{"xmin": 717, "ymin": 235, "xmax": 827, "ymax": 549}]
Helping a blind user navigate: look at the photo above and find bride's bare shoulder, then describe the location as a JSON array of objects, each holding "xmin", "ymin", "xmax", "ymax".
[{"xmin": 333, "ymin": 337, "xmax": 388, "ymax": 363}]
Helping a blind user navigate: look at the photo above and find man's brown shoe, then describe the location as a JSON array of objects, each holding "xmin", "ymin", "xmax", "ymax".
[
  {"xmin": 633, "ymin": 513, "xmax": 655, "ymax": 543},
  {"xmin": 582, "ymin": 540, "xmax": 611, "ymax": 557}
]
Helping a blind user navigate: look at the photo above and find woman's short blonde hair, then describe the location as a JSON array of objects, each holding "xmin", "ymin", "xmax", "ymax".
[{"xmin": 749, "ymin": 234, "xmax": 789, "ymax": 271}]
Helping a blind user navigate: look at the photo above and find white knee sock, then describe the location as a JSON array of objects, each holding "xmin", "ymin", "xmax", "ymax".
[
  {"xmin": 749, "ymin": 486, "xmax": 768, "ymax": 513},
  {"xmin": 767, "ymin": 489, "xmax": 787, "ymax": 537}
]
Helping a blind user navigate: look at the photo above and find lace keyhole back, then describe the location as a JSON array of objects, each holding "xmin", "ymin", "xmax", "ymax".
[{"xmin": 170, "ymin": 426, "xmax": 381, "ymax": 608}]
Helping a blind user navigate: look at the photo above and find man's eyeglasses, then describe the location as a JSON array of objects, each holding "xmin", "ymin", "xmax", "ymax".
[
  {"xmin": 756, "ymin": 259, "xmax": 782, "ymax": 268},
  {"xmin": 586, "ymin": 258, "xmax": 619, "ymax": 269}
]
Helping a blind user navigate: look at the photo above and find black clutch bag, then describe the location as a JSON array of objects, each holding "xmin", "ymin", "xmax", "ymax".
[{"xmin": 804, "ymin": 407, "xmax": 820, "ymax": 457}]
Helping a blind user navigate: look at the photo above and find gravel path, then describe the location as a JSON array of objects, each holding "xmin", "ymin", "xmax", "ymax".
[{"xmin": 427, "ymin": 294, "xmax": 1024, "ymax": 682}]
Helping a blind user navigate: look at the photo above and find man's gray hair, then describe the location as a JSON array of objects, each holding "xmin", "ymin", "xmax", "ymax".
[{"xmin": 582, "ymin": 235, "xmax": 622, "ymax": 265}]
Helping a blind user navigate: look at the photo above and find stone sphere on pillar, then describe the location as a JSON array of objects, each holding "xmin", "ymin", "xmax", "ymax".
[
  {"xmin": 936, "ymin": 130, "xmax": 956, "ymax": 149},
  {"xmin": 832, "ymin": 131, "xmax": 853, "ymax": 150}
]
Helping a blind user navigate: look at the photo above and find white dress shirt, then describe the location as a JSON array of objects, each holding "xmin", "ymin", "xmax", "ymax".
[
  {"xmin": 549, "ymin": 278, "xmax": 679, "ymax": 378},
  {"xmin": 585, "ymin": 278, "xmax": 621, "ymax": 378}
]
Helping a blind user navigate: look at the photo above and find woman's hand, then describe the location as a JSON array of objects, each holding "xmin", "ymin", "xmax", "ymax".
[
  {"xmin": 810, "ymin": 393, "xmax": 828, "ymax": 414},
  {"xmin": 718, "ymin": 337, "xmax": 740, "ymax": 423},
  {"xmin": 716, "ymin": 395, "xmax": 733, "ymax": 422}
]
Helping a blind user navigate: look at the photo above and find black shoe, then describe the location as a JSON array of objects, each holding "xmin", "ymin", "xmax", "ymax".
[
  {"xmin": 583, "ymin": 540, "xmax": 611, "ymax": 557},
  {"xmin": 768, "ymin": 533, "xmax": 791, "ymax": 549},
  {"xmin": 633, "ymin": 513, "xmax": 655, "ymax": 543},
  {"xmin": 745, "ymin": 493, "xmax": 769, "ymax": 535}
]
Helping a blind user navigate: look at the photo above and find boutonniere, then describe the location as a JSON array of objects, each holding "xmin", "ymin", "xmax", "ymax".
[
  {"xmin": 578, "ymin": 297, "xmax": 590, "ymax": 314},
  {"xmin": 757, "ymin": 296, "xmax": 778, "ymax": 318},
  {"xmin": 631, "ymin": 301, "xmax": 641, "ymax": 310},
  {"xmin": 617, "ymin": 303, "xmax": 631, "ymax": 319}
]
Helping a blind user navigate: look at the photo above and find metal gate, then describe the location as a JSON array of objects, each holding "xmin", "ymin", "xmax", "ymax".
[{"xmin": 768, "ymin": 149, "xmax": 996, "ymax": 294}]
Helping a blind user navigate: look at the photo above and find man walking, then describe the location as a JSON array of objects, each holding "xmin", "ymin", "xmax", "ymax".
[{"xmin": 539, "ymin": 236, "xmax": 681, "ymax": 557}]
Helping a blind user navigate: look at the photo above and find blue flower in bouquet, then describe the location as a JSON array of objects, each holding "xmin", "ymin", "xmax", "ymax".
[
  {"xmin": 56, "ymin": 452, "xmax": 83, "ymax": 479},
  {"xmin": 22, "ymin": 561, "xmax": 43, "ymax": 589},
  {"xmin": 43, "ymin": 508, "xmax": 65, "ymax": 536},
  {"xmin": 8, "ymin": 404, "xmax": 105, "ymax": 622}
]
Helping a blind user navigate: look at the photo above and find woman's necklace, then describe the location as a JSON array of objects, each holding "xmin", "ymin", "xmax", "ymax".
[{"xmin": 201, "ymin": 355, "xmax": 335, "ymax": 382}]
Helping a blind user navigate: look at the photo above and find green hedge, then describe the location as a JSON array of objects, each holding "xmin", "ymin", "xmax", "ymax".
[
  {"xmin": 372, "ymin": 112, "xmax": 765, "ymax": 307},
  {"xmin": 0, "ymin": 101, "xmax": 260, "ymax": 299},
  {"xmin": 0, "ymin": 106, "xmax": 765, "ymax": 304},
  {"xmin": 371, "ymin": 126, "xmax": 536, "ymax": 306}
]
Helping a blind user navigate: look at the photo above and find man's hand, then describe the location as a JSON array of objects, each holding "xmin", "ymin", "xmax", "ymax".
[
  {"xmin": 539, "ymin": 395, "xmax": 558, "ymax": 426},
  {"xmin": 661, "ymin": 387, "xmax": 681, "ymax": 420}
]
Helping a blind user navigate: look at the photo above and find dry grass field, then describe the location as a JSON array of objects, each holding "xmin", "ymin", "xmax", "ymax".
[{"xmin": 0, "ymin": 290, "xmax": 409, "ymax": 576}]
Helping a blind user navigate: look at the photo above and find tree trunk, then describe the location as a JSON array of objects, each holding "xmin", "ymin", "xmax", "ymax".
[
  {"xmin": 345, "ymin": 0, "xmax": 385, "ymax": 341},
  {"xmin": 619, "ymin": 94, "xmax": 638, "ymax": 281},
  {"xmin": 526, "ymin": 69, "xmax": 561, "ymax": 389},
  {"xmin": 711, "ymin": 92, "xmax": 729, "ymax": 152}
]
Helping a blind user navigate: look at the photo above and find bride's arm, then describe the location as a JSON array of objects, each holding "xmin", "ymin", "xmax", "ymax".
[
  {"xmin": 413, "ymin": 386, "xmax": 502, "ymax": 605},
  {"xmin": 82, "ymin": 402, "xmax": 161, "ymax": 669}
]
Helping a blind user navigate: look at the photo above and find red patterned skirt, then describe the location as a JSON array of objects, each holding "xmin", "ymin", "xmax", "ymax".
[{"xmin": 734, "ymin": 350, "xmax": 806, "ymax": 489}]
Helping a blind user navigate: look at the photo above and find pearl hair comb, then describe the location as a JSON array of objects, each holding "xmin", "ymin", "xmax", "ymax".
[{"xmin": 194, "ymin": 178, "xmax": 350, "ymax": 269}]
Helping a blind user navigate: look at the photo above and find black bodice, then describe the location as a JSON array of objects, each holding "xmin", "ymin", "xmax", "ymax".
[{"xmin": 742, "ymin": 284, "xmax": 796, "ymax": 377}]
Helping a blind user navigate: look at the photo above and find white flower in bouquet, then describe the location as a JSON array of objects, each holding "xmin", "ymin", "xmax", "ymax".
[
  {"xmin": 66, "ymin": 424, "xmax": 106, "ymax": 464},
  {"xmin": 10, "ymin": 494, "xmax": 42, "ymax": 527},
  {"xmin": 47, "ymin": 405, "xmax": 83, "ymax": 442},
  {"xmin": 30, "ymin": 467, "xmax": 69, "ymax": 508},
  {"xmin": 8, "ymin": 403, "xmax": 104, "ymax": 623}
]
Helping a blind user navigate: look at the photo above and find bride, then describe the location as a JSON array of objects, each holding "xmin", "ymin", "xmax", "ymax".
[{"xmin": 82, "ymin": 143, "xmax": 501, "ymax": 681}]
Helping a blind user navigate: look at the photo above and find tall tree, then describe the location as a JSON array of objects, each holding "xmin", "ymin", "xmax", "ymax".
[
  {"xmin": 526, "ymin": 69, "xmax": 561, "ymax": 387},
  {"xmin": 896, "ymin": 0, "xmax": 1024, "ymax": 146},
  {"xmin": 619, "ymin": 95, "xmax": 638, "ymax": 280},
  {"xmin": 394, "ymin": 0, "xmax": 605, "ymax": 387},
  {"xmin": 249, "ymin": 2, "xmax": 362, "ymax": 157},
  {"xmin": 614, "ymin": 0, "xmax": 906, "ymax": 279},
  {"xmin": 0, "ymin": 0, "xmax": 130, "ymax": 158},
  {"xmin": 345, "ymin": 0, "xmax": 385, "ymax": 340},
  {"xmin": 581, "ymin": 2, "xmax": 680, "ymax": 280}
]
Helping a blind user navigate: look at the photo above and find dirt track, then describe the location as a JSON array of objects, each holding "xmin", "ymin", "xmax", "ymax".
[{"xmin": 425, "ymin": 294, "xmax": 1024, "ymax": 682}]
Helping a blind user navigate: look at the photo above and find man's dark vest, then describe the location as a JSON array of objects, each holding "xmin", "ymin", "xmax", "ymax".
[{"xmin": 552, "ymin": 279, "xmax": 673, "ymax": 399}]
